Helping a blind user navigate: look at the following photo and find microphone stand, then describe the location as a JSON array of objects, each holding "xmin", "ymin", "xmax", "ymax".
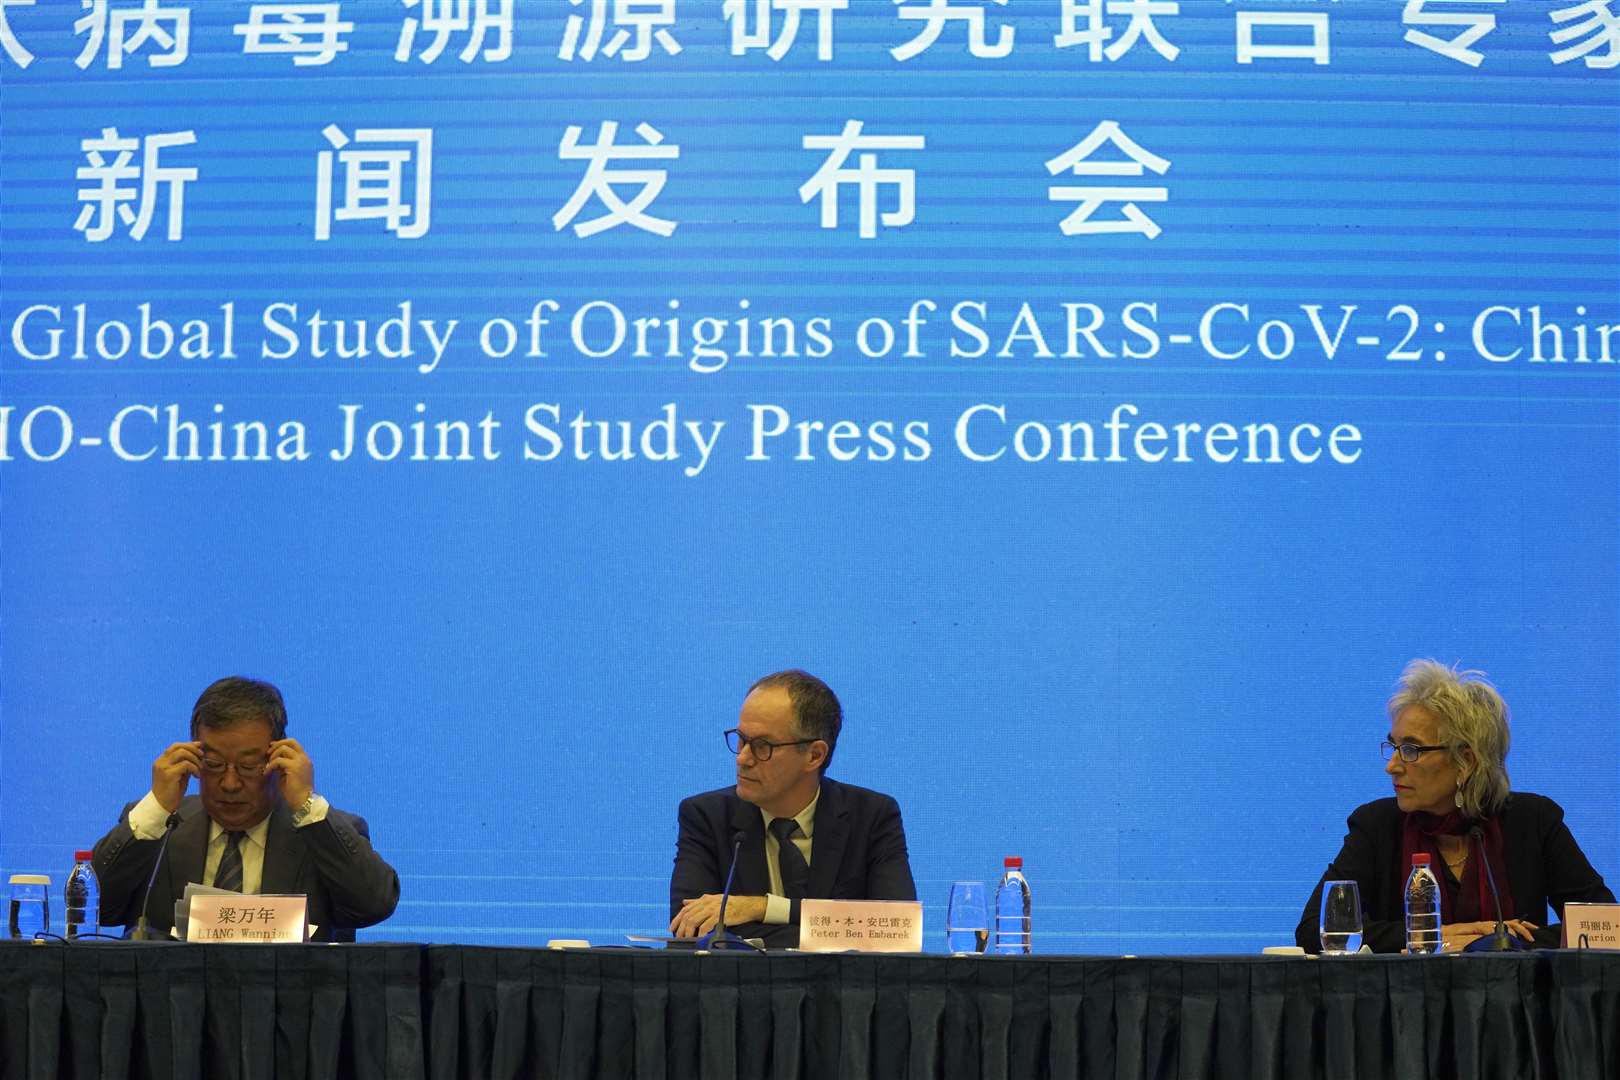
[
  {"xmin": 129, "ymin": 811, "xmax": 182, "ymax": 941},
  {"xmin": 1463, "ymin": 825, "xmax": 1527, "ymax": 952},
  {"xmin": 697, "ymin": 832, "xmax": 762, "ymax": 953}
]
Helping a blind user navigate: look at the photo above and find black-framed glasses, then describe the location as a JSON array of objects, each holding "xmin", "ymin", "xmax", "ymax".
[
  {"xmin": 724, "ymin": 728, "xmax": 817, "ymax": 761},
  {"xmin": 200, "ymin": 756, "xmax": 269, "ymax": 779},
  {"xmin": 1380, "ymin": 740, "xmax": 1449, "ymax": 764}
]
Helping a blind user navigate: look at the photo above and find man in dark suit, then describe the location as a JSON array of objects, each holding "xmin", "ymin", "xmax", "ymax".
[
  {"xmin": 668, "ymin": 669, "xmax": 915, "ymax": 947},
  {"xmin": 93, "ymin": 676, "xmax": 400, "ymax": 942}
]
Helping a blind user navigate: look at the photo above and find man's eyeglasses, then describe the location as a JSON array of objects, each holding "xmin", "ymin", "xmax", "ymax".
[
  {"xmin": 1380, "ymin": 740, "xmax": 1449, "ymax": 764},
  {"xmin": 201, "ymin": 756, "xmax": 269, "ymax": 779},
  {"xmin": 725, "ymin": 728, "xmax": 817, "ymax": 761}
]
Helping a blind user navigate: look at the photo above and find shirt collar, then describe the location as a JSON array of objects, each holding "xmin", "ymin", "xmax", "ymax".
[
  {"xmin": 761, "ymin": 788, "xmax": 820, "ymax": 840},
  {"xmin": 208, "ymin": 813, "xmax": 272, "ymax": 850}
]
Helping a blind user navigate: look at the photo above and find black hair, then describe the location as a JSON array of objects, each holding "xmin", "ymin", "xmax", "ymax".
[
  {"xmin": 190, "ymin": 676, "xmax": 288, "ymax": 741},
  {"xmin": 747, "ymin": 668, "xmax": 841, "ymax": 772}
]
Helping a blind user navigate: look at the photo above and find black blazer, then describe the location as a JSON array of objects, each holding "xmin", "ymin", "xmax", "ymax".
[
  {"xmin": 1296, "ymin": 792, "xmax": 1614, "ymax": 952},
  {"xmin": 93, "ymin": 795, "xmax": 401, "ymax": 942},
  {"xmin": 669, "ymin": 777, "xmax": 917, "ymax": 947}
]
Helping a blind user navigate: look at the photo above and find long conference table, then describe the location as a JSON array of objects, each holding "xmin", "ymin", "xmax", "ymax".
[{"xmin": 3, "ymin": 941, "xmax": 1617, "ymax": 1080}]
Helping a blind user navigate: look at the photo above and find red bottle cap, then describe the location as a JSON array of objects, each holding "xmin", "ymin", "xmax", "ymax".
[
  {"xmin": 1004, "ymin": 856, "xmax": 1022, "ymax": 868},
  {"xmin": 1411, "ymin": 853, "xmax": 1431, "ymax": 866},
  {"xmin": 75, "ymin": 850, "xmax": 94, "ymax": 862}
]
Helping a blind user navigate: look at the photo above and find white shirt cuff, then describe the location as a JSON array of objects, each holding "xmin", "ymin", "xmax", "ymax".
[
  {"xmin": 128, "ymin": 791, "xmax": 173, "ymax": 840},
  {"xmin": 764, "ymin": 893, "xmax": 791, "ymax": 925},
  {"xmin": 292, "ymin": 793, "xmax": 330, "ymax": 827}
]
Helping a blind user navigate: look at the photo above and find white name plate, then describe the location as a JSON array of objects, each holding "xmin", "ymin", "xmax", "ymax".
[
  {"xmin": 187, "ymin": 894, "xmax": 309, "ymax": 943},
  {"xmin": 1563, "ymin": 903, "xmax": 1620, "ymax": 950},
  {"xmin": 798, "ymin": 899, "xmax": 924, "ymax": 952}
]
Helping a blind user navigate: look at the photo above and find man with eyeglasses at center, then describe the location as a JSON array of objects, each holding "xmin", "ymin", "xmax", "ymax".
[
  {"xmin": 669, "ymin": 669, "xmax": 916, "ymax": 947},
  {"xmin": 93, "ymin": 676, "xmax": 400, "ymax": 941}
]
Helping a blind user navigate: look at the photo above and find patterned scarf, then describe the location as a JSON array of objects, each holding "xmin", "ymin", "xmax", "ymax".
[{"xmin": 1400, "ymin": 809, "xmax": 1511, "ymax": 924}]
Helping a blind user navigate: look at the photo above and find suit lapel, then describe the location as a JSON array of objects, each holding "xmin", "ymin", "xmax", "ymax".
[
  {"xmin": 728, "ymin": 796, "xmax": 771, "ymax": 896},
  {"xmin": 165, "ymin": 803, "xmax": 212, "ymax": 897},
  {"xmin": 259, "ymin": 807, "xmax": 302, "ymax": 895},
  {"xmin": 807, "ymin": 779, "xmax": 848, "ymax": 898}
]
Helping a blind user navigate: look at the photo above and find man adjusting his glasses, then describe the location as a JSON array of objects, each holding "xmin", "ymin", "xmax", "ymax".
[
  {"xmin": 669, "ymin": 669, "xmax": 916, "ymax": 946},
  {"xmin": 93, "ymin": 676, "xmax": 400, "ymax": 941}
]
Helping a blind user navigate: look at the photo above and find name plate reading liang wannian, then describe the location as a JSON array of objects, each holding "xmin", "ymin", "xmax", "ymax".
[
  {"xmin": 187, "ymin": 894, "xmax": 309, "ymax": 943},
  {"xmin": 798, "ymin": 899, "xmax": 924, "ymax": 952},
  {"xmin": 1563, "ymin": 903, "xmax": 1620, "ymax": 950}
]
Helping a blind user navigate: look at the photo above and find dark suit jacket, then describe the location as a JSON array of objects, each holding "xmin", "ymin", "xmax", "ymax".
[
  {"xmin": 93, "ymin": 794, "xmax": 401, "ymax": 942},
  {"xmin": 1296, "ymin": 792, "xmax": 1614, "ymax": 952},
  {"xmin": 669, "ymin": 777, "xmax": 916, "ymax": 947}
]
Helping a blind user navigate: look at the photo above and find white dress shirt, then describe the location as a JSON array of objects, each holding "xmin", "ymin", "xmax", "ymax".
[
  {"xmin": 760, "ymin": 790, "xmax": 818, "ymax": 925},
  {"xmin": 127, "ymin": 789, "xmax": 330, "ymax": 894}
]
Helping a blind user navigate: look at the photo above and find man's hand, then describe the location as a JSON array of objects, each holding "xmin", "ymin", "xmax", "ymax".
[
  {"xmin": 151, "ymin": 741, "xmax": 202, "ymax": 812},
  {"xmin": 1442, "ymin": 918, "xmax": 1538, "ymax": 951},
  {"xmin": 265, "ymin": 738, "xmax": 315, "ymax": 811},
  {"xmin": 669, "ymin": 894, "xmax": 768, "ymax": 938}
]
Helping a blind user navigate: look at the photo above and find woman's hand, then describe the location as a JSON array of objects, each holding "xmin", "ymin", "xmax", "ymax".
[{"xmin": 1441, "ymin": 919, "xmax": 1538, "ymax": 951}]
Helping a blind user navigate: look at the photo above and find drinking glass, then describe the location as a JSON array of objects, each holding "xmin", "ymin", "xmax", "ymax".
[
  {"xmin": 1319, "ymin": 880, "xmax": 1363, "ymax": 955},
  {"xmin": 945, "ymin": 881, "xmax": 989, "ymax": 955},
  {"xmin": 8, "ymin": 874, "xmax": 51, "ymax": 940}
]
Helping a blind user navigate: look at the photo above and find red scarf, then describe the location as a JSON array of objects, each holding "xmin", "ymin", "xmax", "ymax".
[{"xmin": 1399, "ymin": 810, "xmax": 1512, "ymax": 924}]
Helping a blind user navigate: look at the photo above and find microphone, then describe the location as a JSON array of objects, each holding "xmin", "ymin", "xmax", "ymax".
[
  {"xmin": 129, "ymin": 811, "xmax": 182, "ymax": 941},
  {"xmin": 697, "ymin": 830, "xmax": 759, "ymax": 952},
  {"xmin": 1463, "ymin": 825, "xmax": 1528, "ymax": 952}
]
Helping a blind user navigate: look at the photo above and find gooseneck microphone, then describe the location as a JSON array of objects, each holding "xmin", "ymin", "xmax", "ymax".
[
  {"xmin": 697, "ymin": 830, "xmax": 760, "ymax": 952},
  {"xmin": 129, "ymin": 811, "xmax": 182, "ymax": 941},
  {"xmin": 1463, "ymin": 825, "xmax": 1527, "ymax": 952}
]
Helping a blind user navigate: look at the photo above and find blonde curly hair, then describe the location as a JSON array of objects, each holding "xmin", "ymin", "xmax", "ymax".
[{"xmin": 1387, "ymin": 659, "xmax": 1512, "ymax": 818}]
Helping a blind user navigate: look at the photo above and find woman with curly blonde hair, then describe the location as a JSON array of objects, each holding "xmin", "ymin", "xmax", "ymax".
[{"xmin": 1297, "ymin": 660, "xmax": 1613, "ymax": 952}]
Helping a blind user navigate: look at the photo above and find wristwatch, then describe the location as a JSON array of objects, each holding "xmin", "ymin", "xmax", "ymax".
[{"xmin": 290, "ymin": 793, "xmax": 317, "ymax": 826}]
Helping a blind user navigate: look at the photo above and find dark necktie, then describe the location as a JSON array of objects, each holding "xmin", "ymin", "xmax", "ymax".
[
  {"xmin": 214, "ymin": 831, "xmax": 245, "ymax": 893},
  {"xmin": 768, "ymin": 817, "xmax": 809, "ymax": 900}
]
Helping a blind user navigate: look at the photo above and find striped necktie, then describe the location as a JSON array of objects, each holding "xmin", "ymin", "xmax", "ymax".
[{"xmin": 214, "ymin": 831, "xmax": 246, "ymax": 893}]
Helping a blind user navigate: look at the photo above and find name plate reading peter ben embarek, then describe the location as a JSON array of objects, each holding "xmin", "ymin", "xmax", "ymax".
[
  {"xmin": 187, "ymin": 894, "xmax": 309, "ymax": 943},
  {"xmin": 1563, "ymin": 903, "xmax": 1620, "ymax": 950},
  {"xmin": 798, "ymin": 899, "xmax": 924, "ymax": 952}
]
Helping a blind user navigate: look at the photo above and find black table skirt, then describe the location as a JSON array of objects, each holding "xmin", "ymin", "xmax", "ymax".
[
  {"xmin": 425, "ymin": 948, "xmax": 1620, "ymax": 1080},
  {"xmin": 1, "ymin": 942, "xmax": 423, "ymax": 1080},
  {"xmin": 5, "ymin": 942, "xmax": 1619, "ymax": 1080}
]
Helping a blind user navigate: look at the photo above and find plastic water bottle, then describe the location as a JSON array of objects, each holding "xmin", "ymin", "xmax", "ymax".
[
  {"xmin": 65, "ymin": 851, "xmax": 99, "ymax": 940},
  {"xmin": 1405, "ymin": 852, "xmax": 1441, "ymax": 954},
  {"xmin": 993, "ymin": 856, "xmax": 1031, "ymax": 954}
]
